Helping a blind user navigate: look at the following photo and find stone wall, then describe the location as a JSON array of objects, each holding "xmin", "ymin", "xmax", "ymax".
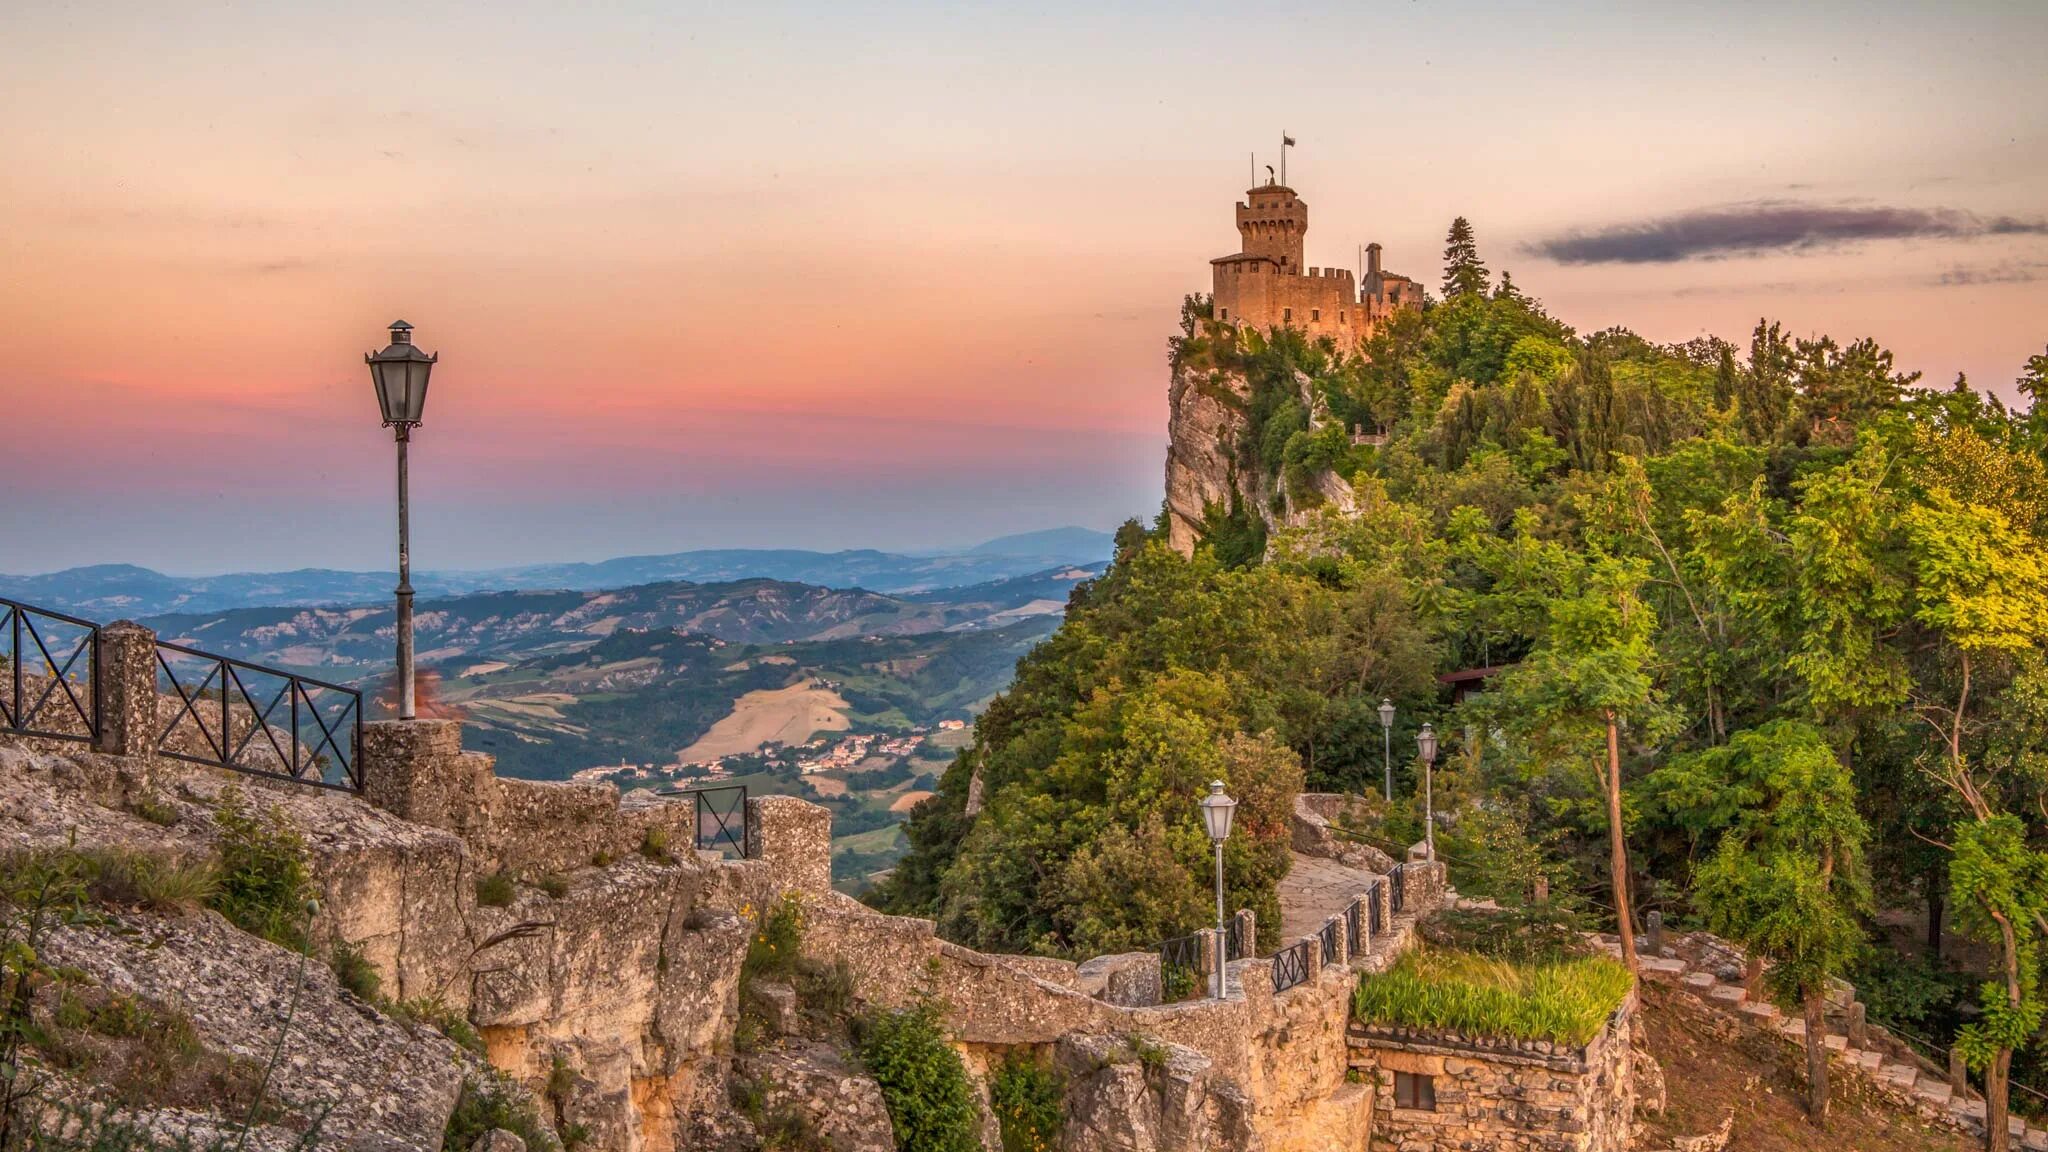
[{"xmin": 1348, "ymin": 994, "xmax": 1637, "ymax": 1152}]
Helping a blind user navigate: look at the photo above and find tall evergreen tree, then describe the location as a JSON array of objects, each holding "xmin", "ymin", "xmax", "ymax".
[{"xmin": 1442, "ymin": 216, "xmax": 1491, "ymax": 299}]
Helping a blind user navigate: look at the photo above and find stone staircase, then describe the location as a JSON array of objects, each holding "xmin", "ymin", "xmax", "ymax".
[{"xmin": 1603, "ymin": 938, "xmax": 2048, "ymax": 1150}]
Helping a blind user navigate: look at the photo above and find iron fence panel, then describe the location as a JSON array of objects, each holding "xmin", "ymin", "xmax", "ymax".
[
  {"xmin": 1271, "ymin": 939, "xmax": 1313, "ymax": 993},
  {"xmin": 1, "ymin": 599, "xmax": 99, "ymax": 744},
  {"xmin": 151, "ymin": 640, "xmax": 360, "ymax": 790}
]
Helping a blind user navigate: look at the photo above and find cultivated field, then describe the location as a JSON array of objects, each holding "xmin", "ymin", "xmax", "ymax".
[{"xmin": 679, "ymin": 678, "xmax": 852, "ymax": 760}]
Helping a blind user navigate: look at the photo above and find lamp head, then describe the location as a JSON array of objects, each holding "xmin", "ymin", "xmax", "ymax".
[
  {"xmin": 1199, "ymin": 779, "xmax": 1237, "ymax": 843},
  {"xmin": 1416, "ymin": 722, "xmax": 1438, "ymax": 764},
  {"xmin": 367, "ymin": 320, "xmax": 437, "ymax": 429}
]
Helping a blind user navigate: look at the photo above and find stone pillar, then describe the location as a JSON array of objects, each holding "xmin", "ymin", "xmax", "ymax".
[
  {"xmin": 1847, "ymin": 1001, "xmax": 1867, "ymax": 1049},
  {"xmin": 1326, "ymin": 914, "xmax": 1349, "ymax": 968},
  {"xmin": 1949, "ymin": 1046, "xmax": 1969, "ymax": 1094},
  {"xmin": 1645, "ymin": 910, "xmax": 1664, "ymax": 956},
  {"xmin": 360, "ymin": 718, "xmax": 481, "ymax": 826},
  {"xmin": 1233, "ymin": 908, "xmax": 1256, "ymax": 961},
  {"xmin": 94, "ymin": 621, "xmax": 159, "ymax": 757},
  {"xmin": 746, "ymin": 795, "xmax": 832, "ymax": 895}
]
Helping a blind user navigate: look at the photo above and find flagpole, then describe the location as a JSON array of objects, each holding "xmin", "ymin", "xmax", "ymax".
[{"xmin": 1280, "ymin": 131, "xmax": 1286, "ymax": 186}]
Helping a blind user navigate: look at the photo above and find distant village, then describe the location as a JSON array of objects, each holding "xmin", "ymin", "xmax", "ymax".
[{"xmin": 569, "ymin": 718, "xmax": 967, "ymax": 789}]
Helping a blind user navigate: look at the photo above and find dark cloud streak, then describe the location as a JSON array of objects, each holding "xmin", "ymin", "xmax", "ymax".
[{"xmin": 1530, "ymin": 200, "xmax": 2048, "ymax": 264}]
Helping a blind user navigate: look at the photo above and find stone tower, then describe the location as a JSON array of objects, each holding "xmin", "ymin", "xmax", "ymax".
[{"xmin": 1236, "ymin": 184, "xmax": 1307, "ymax": 273}]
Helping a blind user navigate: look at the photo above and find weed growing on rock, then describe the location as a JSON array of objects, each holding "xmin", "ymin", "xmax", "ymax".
[
  {"xmin": 990, "ymin": 1050, "xmax": 1065, "ymax": 1152},
  {"xmin": 442, "ymin": 1072, "xmax": 557, "ymax": 1152},
  {"xmin": 207, "ymin": 787, "xmax": 311, "ymax": 951},
  {"xmin": 124, "ymin": 792, "xmax": 181, "ymax": 828},
  {"xmin": 638, "ymin": 826, "xmax": 670, "ymax": 863},
  {"xmin": 388, "ymin": 997, "xmax": 485, "ymax": 1056},
  {"xmin": 537, "ymin": 874, "xmax": 569, "ymax": 900},
  {"xmin": 474, "ymin": 870, "xmax": 515, "ymax": 909},
  {"xmin": 328, "ymin": 942, "xmax": 381, "ymax": 1002}
]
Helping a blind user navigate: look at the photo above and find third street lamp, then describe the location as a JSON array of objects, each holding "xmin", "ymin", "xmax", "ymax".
[{"xmin": 365, "ymin": 320, "xmax": 437, "ymax": 721}]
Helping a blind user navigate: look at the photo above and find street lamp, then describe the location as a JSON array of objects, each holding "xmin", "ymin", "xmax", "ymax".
[
  {"xmin": 366, "ymin": 321, "xmax": 437, "ymax": 721},
  {"xmin": 1199, "ymin": 780, "xmax": 1238, "ymax": 1000},
  {"xmin": 1377, "ymin": 698, "xmax": 1396, "ymax": 802},
  {"xmin": 1415, "ymin": 723, "xmax": 1438, "ymax": 862}
]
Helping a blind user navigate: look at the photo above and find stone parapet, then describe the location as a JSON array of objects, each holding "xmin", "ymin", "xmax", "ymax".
[{"xmin": 746, "ymin": 793, "xmax": 831, "ymax": 895}]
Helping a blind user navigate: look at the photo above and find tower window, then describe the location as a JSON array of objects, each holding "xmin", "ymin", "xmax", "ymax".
[
  {"xmin": 1282, "ymin": 308, "xmax": 1292, "ymax": 322},
  {"xmin": 1394, "ymin": 1072, "xmax": 1436, "ymax": 1111},
  {"xmin": 1219, "ymin": 308, "xmax": 1228, "ymax": 320},
  {"xmin": 1311, "ymin": 309, "xmax": 1320, "ymax": 322}
]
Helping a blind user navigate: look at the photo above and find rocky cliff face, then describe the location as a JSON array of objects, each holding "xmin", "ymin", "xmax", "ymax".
[{"xmin": 1162, "ymin": 361, "xmax": 1355, "ymax": 558}]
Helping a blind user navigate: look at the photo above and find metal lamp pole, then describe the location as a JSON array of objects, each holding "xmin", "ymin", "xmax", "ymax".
[
  {"xmin": 1417, "ymin": 723, "xmax": 1438, "ymax": 862},
  {"xmin": 1199, "ymin": 781, "xmax": 1238, "ymax": 1001},
  {"xmin": 366, "ymin": 321, "xmax": 437, "ymax": 720},
  {"xmin": 1378, "ymin": 698, "xmax": 1395, "ymax": 803}
]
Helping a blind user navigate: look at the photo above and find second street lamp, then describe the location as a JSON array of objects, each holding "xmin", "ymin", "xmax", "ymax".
[
  {"xmin": 1416, "ymin": 722, "xmax": 1438, "ymax": 863},
  {"xmin": 1199, "ymin": 781, "xmax": 1238, "ymax": 1001},
  {"xmin": 366, "ymin": 320, "xmax": 437, "ymax": 721},
  {"xmin": 1377, "ymin": 697, "xmax": 1396, "ymax": 802}
]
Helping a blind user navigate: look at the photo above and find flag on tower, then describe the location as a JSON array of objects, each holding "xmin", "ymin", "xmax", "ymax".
[{"xmin": 1283, "ymin": 134, "xmax": 1296, "ymax": 147}]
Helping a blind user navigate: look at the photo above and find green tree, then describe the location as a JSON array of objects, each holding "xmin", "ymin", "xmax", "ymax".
[
  {"xmin": 1441, "ymin": 216, "xmax": 1490, "ymax": 300},
  {"xmin": 1654, "ymin": 720, "xmax": 1867, "ymax": 1122}
]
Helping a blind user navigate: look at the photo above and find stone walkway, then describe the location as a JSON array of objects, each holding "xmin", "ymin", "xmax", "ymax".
[
  {"xmin": 1277, "ymin": 850, "xmax": 1382, "ymax": 939},
  {"xmin": 1603, "ymin": 938, "xmax": 2048, "ymax": 1150}
]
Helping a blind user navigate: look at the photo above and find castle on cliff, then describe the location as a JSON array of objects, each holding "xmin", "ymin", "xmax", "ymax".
[{"xmin": 1210, "ymin": 179, "xmax": 1420, "ymax": 347}]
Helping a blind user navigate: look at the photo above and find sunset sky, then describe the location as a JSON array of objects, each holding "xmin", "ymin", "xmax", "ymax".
[{"xmin": 4, "ymin": 1, "xmax": 2045, "ymax": 573}]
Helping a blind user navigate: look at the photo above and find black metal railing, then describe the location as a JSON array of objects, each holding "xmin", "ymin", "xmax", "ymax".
[
  {"xmin": 1226, "ymin": 914, "xmax": 1247, "ymax": 962},
  {"xmin": 1, "ymin": 599, "xmax": 99, "ymax": 744},
  {"xmin": 1319, "ymin": 918, "xmax": 1341, "ymax": 966},
  {"xmin": 153, "ymin": 640, "xmax": 362, "ymax": 790},
  {"xmin": 1271, "ymin": 938, "xmax": 1313, "ymax": 993},
  {"xmin": 1368, "ymin": 878, "xmax": 1385, "ymax": 937},
  {"xmin": 661, "ymin": 784, "xmax": 749, "ymax": 857},
  {"xmin": 1344, "ymin": 898, "xmax": 1362, "ymax": 955},
  {"xmin": 1158, "ymin": 931, "xmax": 1206, "ymax": 1002},
  {"xmin": 1389, "ymin": 863, "xmax": 1407, "ymax": 915}
]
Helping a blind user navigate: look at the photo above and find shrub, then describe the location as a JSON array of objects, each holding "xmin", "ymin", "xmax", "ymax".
[
  {"xmin": 443, "ymin": 1072, "xmax": 557, "ymax": 1152},
  {"xmin": 538, "ymin": 873, "xmax": 569, "ymax": 899},
  {"xmin": 208, "ymin": 786, "xmax": 312, "ymax": 950},
  {"xmin": 990, "ymin": 1050, "xmax": 1064, "ymax": 1152},
  {"xmin": 853, "ymin": 1002, "xmax": 981, "ymax": 1152},
  {"xmin": 125, "ymin": 792, "xmax": 182, "ymax": 828},
  {"xmin": 475, "ymin": 869, "xmax": 516, "ymax": 908},
  {"xmin": 1351, "ymin": 946, "xmax": 1633, "ymax": 1047},
  {"xmin": 330, "ymin": 942, "xmax": 382, "ymax": 1002}
]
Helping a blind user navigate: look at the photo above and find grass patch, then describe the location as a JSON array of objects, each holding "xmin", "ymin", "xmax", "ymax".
[
  {"xmin": 389, "ymin": 997, "xmax": 486, "ymax": 1056},
  {"xmin": 538, "ymin": 873, "xmax": 569, "ymax": 899},
  {"xmin": 475, "ymin": 869, "xmax": 516, "ymax": 908},
  {"xmin": 64, "ymin": 846, "xmax": 217, "ymax": 913},
  {"xmin": 1351, "ymin": 947, "xmax": 1633, "ymax": 1048},
  {"xmin": 639, "ymin": 826, "xmax": 671, "ymax": 862}
]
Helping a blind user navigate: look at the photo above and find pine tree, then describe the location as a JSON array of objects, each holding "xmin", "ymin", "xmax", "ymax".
[{"xmin": 1441, "ymin": 216, "xmax": 1490, "ymax": 299}]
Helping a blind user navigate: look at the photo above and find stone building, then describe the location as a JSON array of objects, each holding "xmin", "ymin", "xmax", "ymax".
[
  {"xmin": 1347, "ymin": 993, "xmax": 1637, "ymax": 1152},
  {"xmin": 1209, "ymin": 180, "xmax": 1420, "ymax": 349}
]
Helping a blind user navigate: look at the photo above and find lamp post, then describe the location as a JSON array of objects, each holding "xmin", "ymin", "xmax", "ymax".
[
  {"xmin": 365, "ymin": 321, "xmax": 437, "ymax": 721},
  {"xmin": 1416, "ymin": 723, "xmax": 1438, "ymax": 862},
  {"xmin": 1199, "ymin": 780, "xmax": 1238, "ymax": 1001},
  {"xmin": 1377, "ymin": 698, "xmax": 1396, "ymax": 802}
]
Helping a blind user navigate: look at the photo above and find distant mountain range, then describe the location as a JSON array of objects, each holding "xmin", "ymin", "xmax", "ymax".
[
  {"xmin": 141, "ymin": 564, "xmax": 1106, "ymax": 679},
  {"xmin": 0, "ymin": 528, "xmax": 1118, "ymax": 618}
]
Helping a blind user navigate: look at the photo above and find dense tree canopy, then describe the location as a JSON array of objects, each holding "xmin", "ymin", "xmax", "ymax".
[{"xmin": 876, "ymin": 226, "xmax": 2048, "ymax": 1139}]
